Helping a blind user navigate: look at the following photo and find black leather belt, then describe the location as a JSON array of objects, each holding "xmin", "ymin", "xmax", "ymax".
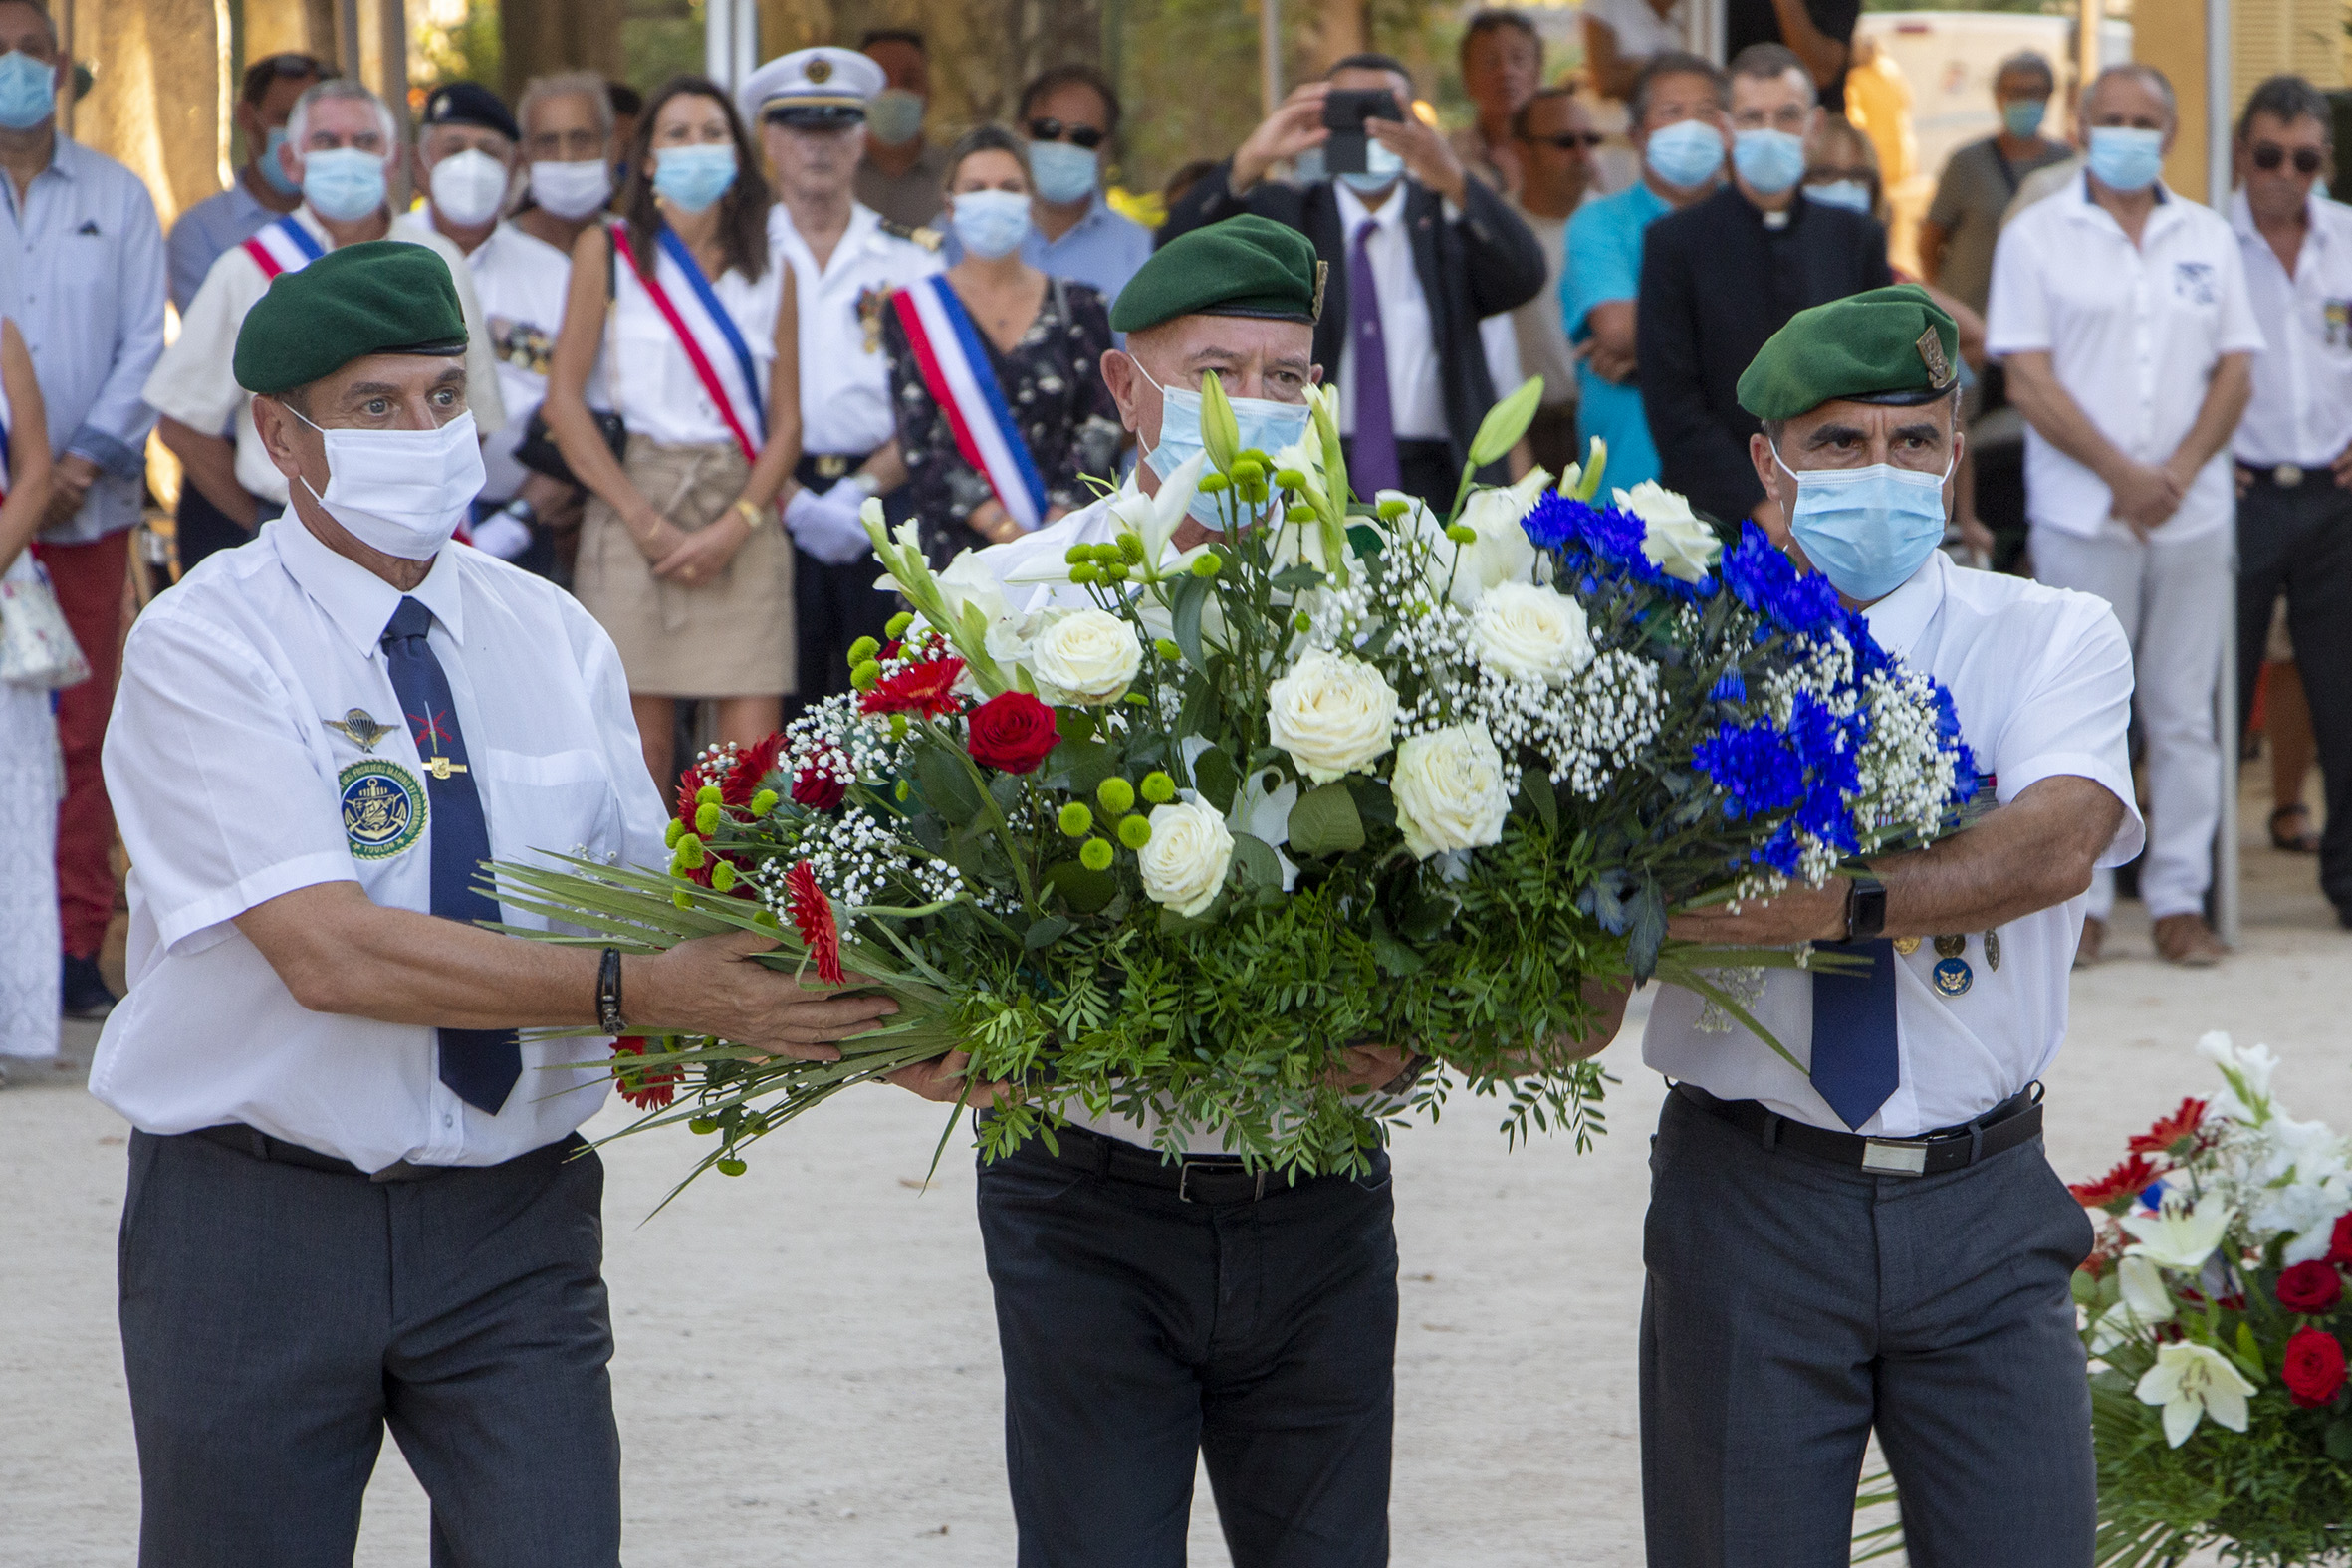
[
  {"xmin": 1024, "ymin": 1120, "xmax": 1322, "ymax": 1204},
  {"xmin": 2237, "ymin": 461, "xmax": 2318, "ymax": 489},
  {"xmin": 796, "ymin": 451, "xmax": 874, "ymax": 485},
  {"xmin": 1673, "ymin": 1081, "xmax": 2043, "ymax": 1178},
  {"xmin": 188, "ymin": 1123, "xmax": 445, "ymax": 1183}
]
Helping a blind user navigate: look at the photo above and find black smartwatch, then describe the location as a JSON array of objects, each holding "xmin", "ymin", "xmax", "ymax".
[
  {"xmin": 1844, "ymin": 876, "xmax": 1888, "ymax": 942},
  {"xmin": 596, "ymin": 947, "xmax": 625, "ymax": 1032}
]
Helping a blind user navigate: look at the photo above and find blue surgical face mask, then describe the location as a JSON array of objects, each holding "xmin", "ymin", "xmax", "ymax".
[
  {"xmin": 302, "ymin": 146, "xmax": 388, "ymax": 222},
  {"xmin": 1733, "ymin": 127, "xmax": 1807, "ymax": 195},
  {"xmin": 1774, "ymin": 444, "xmax": 1954, "ymax": 602},
  {"xmin": 1802, "ymin": 179, "xmax": 1872, "ymax": 214},
  {"xmin": 951, "ymin": 188, "xmax": 1032, "ymax": 259},
  {"xmin": 2086, "ymin": 125, "xmax": 2164, "ymax": 193},
  {"xmin": 257, "ymin": 126, "xmax": 302, "ymax": 196},
  {"xmin": 652, "ymin": 143, "xmax": 737, "ymax": 213},
  {"xmin": 1643, "ymin": 117, "xmax": 1725, "ymax": 189},
  {"xmin": 0, "ymin": 50, "xmax": 55, "ymax": 131},
  {"xmin": 2000, "ymin": 99, "xmax": 2046, "ymax": 140},
  {"xmin": 1138, "ymin": 362, "xmax": 1313, "ymax": 530},
  {"xmin": 1028, "ymin": 139, "xmax": 1098, "ymax": 205},
  {"xmin": 1338, "ymin": 136, "xmax": 1405, "ymax": 195}
]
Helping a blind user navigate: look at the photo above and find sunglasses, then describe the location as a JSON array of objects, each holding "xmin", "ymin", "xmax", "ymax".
[
  {"xmin": 2251, "ymin": 143, "xmax": 2324, "ymax": 175},
  {"xmin": 1027, "ymin": 117, "xmax": 1104, "ymax": 150},
  {"xmin": 1524, "ymin": 131, "xmax": 1606, "ymax": 149},
  {"xmin": 242, "ymin": 52, "xmax": 330, "ymax": 96}
]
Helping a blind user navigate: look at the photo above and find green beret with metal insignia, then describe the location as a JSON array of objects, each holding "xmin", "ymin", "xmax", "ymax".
[
  {"xmin": 234, "ymin": 241, "xmax": 469, "ymax": 397},
  {"xmin": 1109, "ymin": 214, "xmax": 1325, "ymax": 334},
  {"xmin": 1736, "ymin": 284, "xmax": 1961, "ymax": 422}
]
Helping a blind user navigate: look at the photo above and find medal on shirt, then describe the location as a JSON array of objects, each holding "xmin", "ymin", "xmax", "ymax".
[
  {"xmin": 1983, "ymin": 927, "xmax": 2000, "ymax": 971},
  {"xmin": 409, "ymin": 706, "xmax": 468, "ymax": 782},
  {"xmin": 340, "ymin": 759, "xmax": 426, "ymax": 859},
  {"xmin": 1893, "ymin": 937, "xmax": 1921, "ymax": 956},
  {"xmin": 322, "ymin": 707, "xmax": 393, "ymax": 752},
  {"xmin": 1931, "ymin": 934, "xmax": 1973, "ymax": 998},
  {"xmin": 857, "ymin": 285, "xmax": 888, "ymax": 353}
]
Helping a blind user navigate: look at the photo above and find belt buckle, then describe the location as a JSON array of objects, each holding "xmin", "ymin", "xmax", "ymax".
[
  {"xmin": 2274, "ymin": 464, "xmax": 2305, "ymax": 488},
  {"xmin": 815, "ymin": 453, "xmax": 849, "ymax": 480},
  {"xmin": 1860, "ymin": 1138, "xmax": 1930, "ymax": 1176},
  {"xmin": 1176, "ymin": 1161, "xmax": 1267, "ymax": 1203}
]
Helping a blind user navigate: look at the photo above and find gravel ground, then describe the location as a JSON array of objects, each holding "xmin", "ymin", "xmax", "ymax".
[{"xmin": 4, "ymin": 784, "xmax": 2343, "ymax": 1567}]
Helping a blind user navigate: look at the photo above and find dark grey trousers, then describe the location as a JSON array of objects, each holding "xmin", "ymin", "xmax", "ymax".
[
  {"xmin": 1639, "ymin": 1090, "xmax": 2097, "ymax": 1568},
  {"xmin": 118, "ymin": 1130, "xmax": 622, "ymax": 1568},
  {"xmin": 2235, "ymin": 476, "xmax": 2352, "ymax": 913}
]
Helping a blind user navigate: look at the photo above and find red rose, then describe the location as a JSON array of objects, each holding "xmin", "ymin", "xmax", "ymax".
[
  {"xmin": 2330, "ymin": 1213, "xmax": 2352, "ymax": 1268},
  {"xmin": 2282, "ymin": 1325, "xmax": 2348, "ymax": 1408},
  {"xmin": 966, "ymin": 691, "xmax": 1060, "ymax": 775},
  {"xmin": 2277, "ymin": 1260, "xmax": 2345, "ymax": 1314},
  {"xmin": 792, "ymin": 767, "xmax": 846, "ymax": 810}
]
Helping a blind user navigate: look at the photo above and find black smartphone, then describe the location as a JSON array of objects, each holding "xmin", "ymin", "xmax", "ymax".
[{"xmin": 1320, "ymin": 88, "xmax": 1403, "ymax": 175}]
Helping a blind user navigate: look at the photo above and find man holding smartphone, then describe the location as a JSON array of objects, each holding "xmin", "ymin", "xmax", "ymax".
[{"xmin": 1164, "ymin": 53, "xmax": 1547, "ymax": 511}]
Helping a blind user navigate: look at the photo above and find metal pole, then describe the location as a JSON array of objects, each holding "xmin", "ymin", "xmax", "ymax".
[
  {"xmin": 2210, "ymin": 0, "xmax": 2240, "ymax": 945},
  {"xmin": 2076, "ymin": 0, "xmax": 2097, "ymax": 102},
  {"xmin": 1260, "ymin": 0, "xmax": 1282, "ymax": 119},
  {"xmin": 338, "ymin": 0, "xmax": 361, "ymax": 78},
  {"xmin": 705, "ymin": 0, "xmax": 731, "ymax": 90},
  {"xmin": 734, "ymin": 0, "xmax": 757, "ymax": 92}
]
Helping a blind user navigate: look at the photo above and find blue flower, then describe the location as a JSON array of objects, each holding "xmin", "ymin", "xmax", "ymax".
[
  {"xmin": 1721, "ymin": 523, "xmax": 1841, "ymax": 637},
  {"xmin": 1709, "ymin": 670, "xmax": 1747, "ymax": 704},
  {"xmin": 1692, "ymin": 720, "xmax": 1806, "ymax": 819}
]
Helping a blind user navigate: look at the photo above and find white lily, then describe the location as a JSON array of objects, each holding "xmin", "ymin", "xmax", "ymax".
[
  {"xmin": 2198, "ymin": 1030, "xmax": 2279, "ymax": 1125},
  {"xmin": 2135, "ymin": 1341, "xmax": 2257, "ymax": 1448},
  {"xmin": 2089, "ymin": 1253, "xmax": 2177, "ymax": 1355},
  {"xmin": 2120, "ymin": 1197, "xmax": 2235, "ymax": 1273},
  {"xmin": 1446, "ymin": 467, "xmax": 1555, "ymax": 604}
]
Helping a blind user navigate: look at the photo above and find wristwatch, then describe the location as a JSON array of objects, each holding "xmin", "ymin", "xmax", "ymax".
[
  {"xmin": 596, "ymin": 947, "xmax": 625, "ymax": 1033},
  {"xmin": 1844, "ymin": 876, "xmax": 1888, "ymax": 942}
]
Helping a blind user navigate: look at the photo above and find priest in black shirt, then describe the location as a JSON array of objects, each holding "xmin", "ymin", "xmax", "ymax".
[{"xmin": 1635, "ymin": 44, "xmax": 1891, "ymax": 529}]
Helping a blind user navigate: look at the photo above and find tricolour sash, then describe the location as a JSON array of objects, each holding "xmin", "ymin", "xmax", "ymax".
[
  {"xmin": 890, "ymin": 275, "xmax": 1047, "ymax": 530},
  {"xmin": 613, "ymin": 219, "xmax": 767, "ymax": 463},
  {"xmin": 240, "ymin": 214, "xmax": 327, "ymax": 280}
]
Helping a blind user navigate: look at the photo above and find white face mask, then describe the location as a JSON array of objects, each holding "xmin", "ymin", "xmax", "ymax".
[
  {"xmin": 428, "ymin": 148, "xmax": 512, "ymax": 227},
  {"xmin": 528, "ymin": 157, "xmax": 613, "ymax": 219},
  {"xmin": 290, "ymin": 405, "xmax": 486, "ymax": 560}
]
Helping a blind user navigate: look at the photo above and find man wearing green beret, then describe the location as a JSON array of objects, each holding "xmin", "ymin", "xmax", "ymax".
[
  {"xmin": 1631, "ymin": 285, "xmax": 2141, "ymax": 1566},
  {"xmin": 93, "ymin": 242, "xmax": 896, "ymax": 1566},
  {"xmin": 888, "ymin": 213, "xmax": 1413, "ymax": 1567}
]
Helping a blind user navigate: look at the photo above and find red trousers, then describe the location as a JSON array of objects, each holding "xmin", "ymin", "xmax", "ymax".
[{"xmin": 36, "ymin": 530, "xmax": 126, "ymax": 959}]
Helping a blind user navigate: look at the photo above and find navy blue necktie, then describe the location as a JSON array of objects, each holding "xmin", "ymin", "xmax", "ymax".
[
  {"xmin": 380, "ymin": 597, "xmax": 519, "ymax": 1115},
  {"xmin": 1809, "ymin": 940, "xmax": 1899, "ymax": 1130}
]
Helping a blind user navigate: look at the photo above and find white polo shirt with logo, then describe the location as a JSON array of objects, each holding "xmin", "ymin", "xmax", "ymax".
[{"xmin": 2229, "ymin": 186, "xmax": 2352, "ymax": 473}]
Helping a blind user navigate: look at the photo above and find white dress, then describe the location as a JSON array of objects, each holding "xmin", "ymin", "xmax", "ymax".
[{"xmin": 0, "ymin": 369, "xmax": 61, "ymax": 1059}]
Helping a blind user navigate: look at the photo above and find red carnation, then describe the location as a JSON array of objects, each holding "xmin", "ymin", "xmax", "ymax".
[
  {"xmin": 967, "ymin": 690, "xmax": 1060, "ymax": 775},
  {"xmin": 2069, "ymin": 1154, "xmax": 2161, "ymax": 1212},
  {"xmin": 792, "ymin": 767, "xmax": 847, "ymax": 810},
  {"xmin": 611, "ymin": 1035, "xmax": 681, "ymax": 1112},
  {"xmin": 723, "ymin": 732, "xmax": 787, "ymax": 805},
  {"xmin": 785, "ymin": 859, "xmax": 845, "ymax": 986},
  {"xmin": 2129, "ymin": 1097, "xmax": 2209, "ymax": 1158},
  {"xmin": 2277, "ymin": 1260, "xmax": 2345, "ymax": 1314},
  {"xmin": 2329, "ymin": 1214, "xmax": 2352, "ymax": 1268},
  {"xmin": 2283, "ymin": 1325, "xmax": 2348, "ymax": 1408},
  {"xmin": 860, "ymin": 655, "xmax": 967, "ymax": 718}
]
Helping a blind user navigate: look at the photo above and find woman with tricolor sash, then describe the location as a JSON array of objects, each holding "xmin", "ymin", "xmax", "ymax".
[
  {"xmin": 883, "ymin": 126, "xmax": 1122, "ymax": 564},
  {"xmin": 0, "ymin": 315, "xmax": 59, "ymax": 1075},
  {"xmin": 542, "ymin": 75, "xmax": 802, "ymax": 789}
]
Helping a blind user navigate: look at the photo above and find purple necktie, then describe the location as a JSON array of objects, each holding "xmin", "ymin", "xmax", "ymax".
[{"xmin": 1346, "ymin": 219, "xmax": 1401, "ymax": 494}]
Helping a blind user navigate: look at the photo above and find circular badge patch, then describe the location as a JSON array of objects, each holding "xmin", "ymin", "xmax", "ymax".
[{"xmin": 340, "ymin": 760, "xmax": 426, "ymax": 860}]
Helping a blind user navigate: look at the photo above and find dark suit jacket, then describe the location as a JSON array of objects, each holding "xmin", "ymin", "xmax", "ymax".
[
  {"xmin": 1162, "ymin": 164, "xmax": 1547, "ymax": 483},
  {"xmin": 1636, "ymin": 186, "xmax": 1894, "ymax": 525}
]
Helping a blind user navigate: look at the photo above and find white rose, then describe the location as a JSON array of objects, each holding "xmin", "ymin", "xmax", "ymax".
[
  {"xmin": 1138, "ymin": 799, "xmax": 1234, "ymax": 918},
  {"xmin": 1444, "ymin": 469, "xmax": 1552, "ymax": 605},
  {"xmin": 1029, "ymin": 607, "xmax": 1141, "ymax": 705},
  {"xmin": 1615, "ymin": 481, "xmax": 1720, "ymax": 582},
  {"xmin": 1266, "ymin": 648, "xmax": 1398, "ymax": 784},
  {"xmin": 1391, "ymin": 722, "xmax": 1511, "ymax": 860},
  {"xmin": 1471, "ymin": 581, "xmax": 1594, "ymax": 686}
]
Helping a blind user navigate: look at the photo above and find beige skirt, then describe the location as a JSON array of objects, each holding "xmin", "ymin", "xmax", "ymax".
[{"xmin": 575, "ymin": 435, "xmax": 795, "ymax": 697}]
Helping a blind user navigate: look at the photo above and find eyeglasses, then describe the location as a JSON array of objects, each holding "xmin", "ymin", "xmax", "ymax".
[
  {"xmin": 2251, "ymin": 143, "xmax": 2324, "ymax": 175},
  {"xmin": 1027, "ymin": 117, "xmax": 1104, "ymax": 150},
  {"xmin": 1522, "ymin": 131, "xmax": 1606, "ymax": 149}
]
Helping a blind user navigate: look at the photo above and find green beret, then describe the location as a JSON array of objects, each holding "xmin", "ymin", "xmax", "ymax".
[
  {"xmin": 1737, "ymin": 284, "xmax": 1961, "ymax": 423},
  {"xmin": 234, "ymin": 242, "xmax": 469, "ymax": 397},
  {"xmin": 1109, "ymin": 214, "xmax": 1324, "ymax": 335}
]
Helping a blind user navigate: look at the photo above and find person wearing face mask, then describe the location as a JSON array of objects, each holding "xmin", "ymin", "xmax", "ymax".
[
  {"xmin": 540, "ymin": 74, "xmax": 803, "ymax": 793},
  {"xmin": 1989, "ymin": 63, "xmax": 2263, "ymax": 969},
  {"xmin": 147, "ymin": 76, "xmax": 505, "ymax": 575},
  {"xmin": 1918, "ymin": 51, "xmax": 2069, "ymax": 320},
  {"xmin": 96, "ymin": 243, "xmax": 894, "ymax": 1565},
  {"xmin": 1166, "ymin": 53, "xmax": 1546, "ymax": 511},
  {"xmin": 1004, "ymin": 63, "xmax": 1155, "ymax": 315},
  {"xmin": 513, "ymin": 71, "xmax": 619, "ymax": 257},
  {"xmin": 166, "ymin": 52, "xmax": 327, "ymax": 314},
  {"xmin": 745, "ymin": 47, "xmax": 945, "ymax": 710},
  {"xmin": 851, "ymin": 28, "xmax": 949, "ymax": 229},
  {"xmin": 1564, "ymin": 52, "xmax": 1731, "ymax": 494},
  {"xmin": 1637, "ymin": 43, "xmax": 1892, "ymax": 530},
  {"xmin": 881, "ymin": 126, "xmax": 1119, "ymax": 562},
  {"xmin": 1642, "ymin": 284, "xmax": 2137, "ymax": 1568},
  {"xmin": 392, "ymin": 83, "xmax": 577, "ymax": 577},
  {"xmin": 888, "ymin": 214, "xmax": 1441, "ymax": 1568},
  {"xmin": 0, "ymin": 0, "xmax": 167, "ymax": 1026}
]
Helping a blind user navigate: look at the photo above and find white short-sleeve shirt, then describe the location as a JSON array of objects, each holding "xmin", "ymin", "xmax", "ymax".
[
  {"xmin": 90, "ymin": 516, "xmax": 670, "ymax": 1173},
  {"xmin": 1985, "ymin": 177, "xmax": 2265, "ymax": 543},
  {"xmin": 1643, "ymin": 551, "xmax": 2143, "ymax": 1138},
  {"xmin": 769, "ymin": 202, "xmax": 944, "ymax": 458},
  {"xmin": 2229, "ymin": 187, "xmax": 2352, "ymax": 470}
]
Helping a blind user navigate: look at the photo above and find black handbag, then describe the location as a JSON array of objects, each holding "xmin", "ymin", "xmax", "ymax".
[{"xmin": 515, "ymin": 221, "xmax": 626, "ymax": 487}]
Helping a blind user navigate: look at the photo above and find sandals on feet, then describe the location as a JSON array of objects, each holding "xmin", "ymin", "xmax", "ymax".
[{"xmin": 2270, "ymin": 804, "xmax": 2322, "ymax": 854}]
